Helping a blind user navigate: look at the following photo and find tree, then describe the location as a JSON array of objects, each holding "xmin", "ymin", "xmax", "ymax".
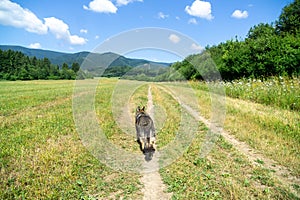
[
  {"xmin": 62, "ymin": 63, "xmax": 69, "ymax": 70},
  {"xmin": 71, "ymin": 62, "xmax": 80, "ymax": 73},
  {"xmin": 276, "ymin": 0, "xmax": 300, "ymax": 35},
  {"xmin": 0, "ymin": 49, "xmax": 89, "ymax": 80},
  {"xmin": 247, "ymin": 23, "xmax": 276, "ymax": 39}
]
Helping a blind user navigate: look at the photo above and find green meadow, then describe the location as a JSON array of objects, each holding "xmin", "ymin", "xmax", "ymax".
[{"xmin": 0, "ymin": 78, "xmax": 299, "ymax": 199}]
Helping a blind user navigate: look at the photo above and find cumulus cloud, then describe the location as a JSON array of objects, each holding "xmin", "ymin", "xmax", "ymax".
[
  {"xmin": 44, "ymin": 17, "xmax": 87, "ymax": 45},
  {"xmin": 29, "ymin": 43, "xmax": 42, "ymax": 49},
  {"xmin": 0, "ymin": 0, "xmax": 87, "ymax": 45},
  {"xmin": 191, "ymin": 43, "xmax": 204, "ymax": 51},
  {"xmin": 185, "ymin": 0, "xmax": 213, "ymax": 20},
  {"xmin": 80, "ymin": 29, "xmax": 88, "ymax": 34},
  {"xmin": 188, "ymin": 18, "xmax": 198, "ymax": 25},
  {"xmin": 83, "ymin": 0, "xmax": 117, "ymax": 13},
  {"xmin": 169, "ymin": 34, "xmax": 180, "ymax": 44},
  {"xmin": 0, "ymin": 0, "xmax": 47, "ymax": 34},
  {"xmin": 231, "ymin": 10, "xmax": 248, "ymax": 19},
  {"xmin": 157, "ymin": 12, "xmax": 169, "ymax": 19},
  {"xmin": 84, "ymin": 0, "xmax": 142, "ymax": 13},
  {"xmin": 116, "ymin": 0, "xmax": 143, "ymax": 6}
]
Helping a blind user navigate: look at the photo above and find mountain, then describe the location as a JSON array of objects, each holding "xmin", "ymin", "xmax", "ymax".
[{"xmin": 0, "ymin": 45, "xmax": 171, "ymax": 76}]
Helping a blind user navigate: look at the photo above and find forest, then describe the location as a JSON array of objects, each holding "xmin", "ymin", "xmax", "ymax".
[
  {"xmin": 0, "ymin": 50, "xmax": 92, "ymax": 80},
  {"xmin": 172, "ymin": 0, "xmax": 300, "ymax": 81}
]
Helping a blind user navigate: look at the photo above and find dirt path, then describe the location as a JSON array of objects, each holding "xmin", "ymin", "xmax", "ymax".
[
  {"xmin": 140, "ymin": 85, "xmax": 172, "ymax": 200},
  {"xmin": 161, "ymin": 85, "xmax": 300, "ymax": 198}
]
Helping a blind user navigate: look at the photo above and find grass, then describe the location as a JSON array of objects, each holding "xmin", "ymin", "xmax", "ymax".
[
  {"xmin": 160, "ymin": 133, "xmax": 297, "ymax": 199},
  {"xmin": 0, "ymin": 78, "xmax": 299, "ymax": 199},
  {"xmin": 0, "ymin": 80, "xmax": 73, "ymax": 116},
  {"xmin": 0, "ymin": 79, "xmax": 142, "ymax": 199},
  {"xmin": 156, "ymin": 80, "xmax": 298, "ymax": 199},
  {"xmin": 189, "ymin": 79, "xmax": 300, "ymax": 176},
  {"xmin": 150, "ymin": 85, "xmax": 181, "ymax": 148},
  {"xmin": 192, "ymin": 76, "xmax": 300, "ymax": 111}
]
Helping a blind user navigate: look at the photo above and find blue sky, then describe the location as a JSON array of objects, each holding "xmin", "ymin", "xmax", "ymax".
[{"xmin": 0, "ymin": 0, "xmax": 290, "ymax": 62}]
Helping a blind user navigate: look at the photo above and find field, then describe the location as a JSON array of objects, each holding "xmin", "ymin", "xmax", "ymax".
[{"xmin": 0, "ymin": 78, "xmax": 299, "ymax": 199}]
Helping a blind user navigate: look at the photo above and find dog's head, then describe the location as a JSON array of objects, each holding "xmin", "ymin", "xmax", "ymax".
[{"xmin": 136, "ymin": 106, "xmax": 146, "ymax": 115}]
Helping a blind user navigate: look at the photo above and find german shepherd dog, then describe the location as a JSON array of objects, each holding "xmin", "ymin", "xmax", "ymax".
[{"xmin": 135, "ymin": 106, "xmax": 156, "ymax": 153}]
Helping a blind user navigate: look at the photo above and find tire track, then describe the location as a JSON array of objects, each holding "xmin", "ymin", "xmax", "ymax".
[
  {"xmin": 160, "ymin": 85, "xmax": 300, "ymax": 198},
  {"xmin": 140, "ymin": 85, "xmax": 172, "ymax": 200}
]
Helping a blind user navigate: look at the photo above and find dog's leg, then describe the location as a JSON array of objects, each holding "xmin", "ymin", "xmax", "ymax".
[
  {"xmin": 150, "ymin": 137, "xmax": 155, "ymax": 144},
  {"xmin": 139, "ymin": 137, "xmax": 145, "ymax": 151},
  {"xmin": 150, "ymin": 137, "xmax": 156, "ymax": 150},
  {"xmin": 141, "ymin": 141, "xmax": 145, "ymax": 151}
]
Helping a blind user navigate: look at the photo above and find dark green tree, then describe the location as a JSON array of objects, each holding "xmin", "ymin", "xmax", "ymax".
[
  {"xmin": 71, "ymin": 62, "xmax": 80, "ymax": 73},
  {"xmin": 276, "ymin": 0, "xmax": 300, "ymax": 35}
]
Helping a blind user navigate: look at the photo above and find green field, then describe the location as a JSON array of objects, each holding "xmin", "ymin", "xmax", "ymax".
[{"xmin": 0, "ymin": 78, "xmax": 299, "ymax": 199}]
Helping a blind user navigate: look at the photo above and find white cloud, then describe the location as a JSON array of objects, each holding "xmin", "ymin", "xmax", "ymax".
[
  {"xmin": 157, "ymin": 12, "xmax": 169, "ymax": 19},
  {"xmin": 44, "ymin": 17, "xmax": 87, "ymax": 45},
  {"xmin": 95, "ymin": 35, "xmax": 100, "ymax": 39},
  {"xmin": 69, "ymin": 35, "xmax": 88, "ymax": 45},
  {"xmin": 83, "ymin": 0, "xmax": 117, "ymax": 13},
  {"xmin": 188, "ymin": 18, "xmax": 198, "ymax": 25},
  {"xmin": 0, "ymin": 0, "xmax": 87, "ymax": 45},
  {"xmin": 29, "ymin": 43, "xmax": 41, "ymax": 49},
  {"xmin": 80, "ymin": 29, "xmax": 88, "ymax": 34},
  {"xmin": 116, "ymin": 0, "xmax": 143, "ymax": 6},
  {"xmin": 231, "ymin": 10, "xmax": 248, "ymax": 19},
  {"xmin": 175, "ymin": 16, "xmax": 180, "ymax": 20},
  {"xmin": 191, "ymin": 43, "xmax": 204, "ymax": 51},
  {"xmin": 0, "ymin": 0, "xmax": 47, "ymax": 34},
  {"xmin": 169, "ymin": 34, "xmax": 180, "ymax": 44},
  {"xmin": 185, "ymin": 0, "xmax": 213, "ymax": 20}
]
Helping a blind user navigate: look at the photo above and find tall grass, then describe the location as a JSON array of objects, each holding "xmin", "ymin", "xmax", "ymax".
[
  {"xmin": 223, "ymin": 76, "xmax": 300, "ymax": 111},
  {"xmin": 191, "ymin": 76, "xmax": 300, "ymax": 111}
]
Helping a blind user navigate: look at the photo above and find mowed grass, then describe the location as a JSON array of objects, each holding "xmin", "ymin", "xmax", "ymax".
[
  {"xmin": 0, "ymin": 80, "xmax": 73, "ymax": 116},
  {"xmin": 152, "ymin": 82, "xmax": 298, "ymax": 199},
  {"xmin": 1, "ymin": 78, "xmax": 299, "ymax": 199},
  {"xmin": 0, "ymin": 79, "xmax": 141, "ymax": 199},
  {"xmin": 160, "ymin": 133, "xmax": 297, "ymax": 199},
  {"xmin": 189, "ymin": 80, "xmax": 300, "ymax": 176}
]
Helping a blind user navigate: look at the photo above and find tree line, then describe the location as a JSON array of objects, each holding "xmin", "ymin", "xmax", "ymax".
[
  {"xmin": 171, "ymin": 0, "xmax": 300, "ymax": 81},
  {"xmin": 0, "ymin": 49, "xmax": 91, "ymax": 80}
]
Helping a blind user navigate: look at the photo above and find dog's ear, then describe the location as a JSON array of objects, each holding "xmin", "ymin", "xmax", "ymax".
[
  {"xmin": 137, "ymin": 106, "xmax": 141, "ymax": 112},
  {"xmin": 142, "ymin": 106, "xmax": 145, "ymax": 111}
]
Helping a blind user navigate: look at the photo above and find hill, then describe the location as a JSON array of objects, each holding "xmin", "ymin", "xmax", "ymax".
[{"xmin": 0, "ymin": 45, "xmax": 171, "ymax": 76}]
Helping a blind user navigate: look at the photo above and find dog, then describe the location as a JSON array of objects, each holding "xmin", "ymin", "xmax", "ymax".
[{"xmin": 135, "ymin": 106, "xmax": 156, "ymax": 153}]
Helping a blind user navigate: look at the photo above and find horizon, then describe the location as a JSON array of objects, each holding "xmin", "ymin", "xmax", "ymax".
[{"xmin": 0, "ymin": 44, "xmax": 176, "ymax": 64}]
